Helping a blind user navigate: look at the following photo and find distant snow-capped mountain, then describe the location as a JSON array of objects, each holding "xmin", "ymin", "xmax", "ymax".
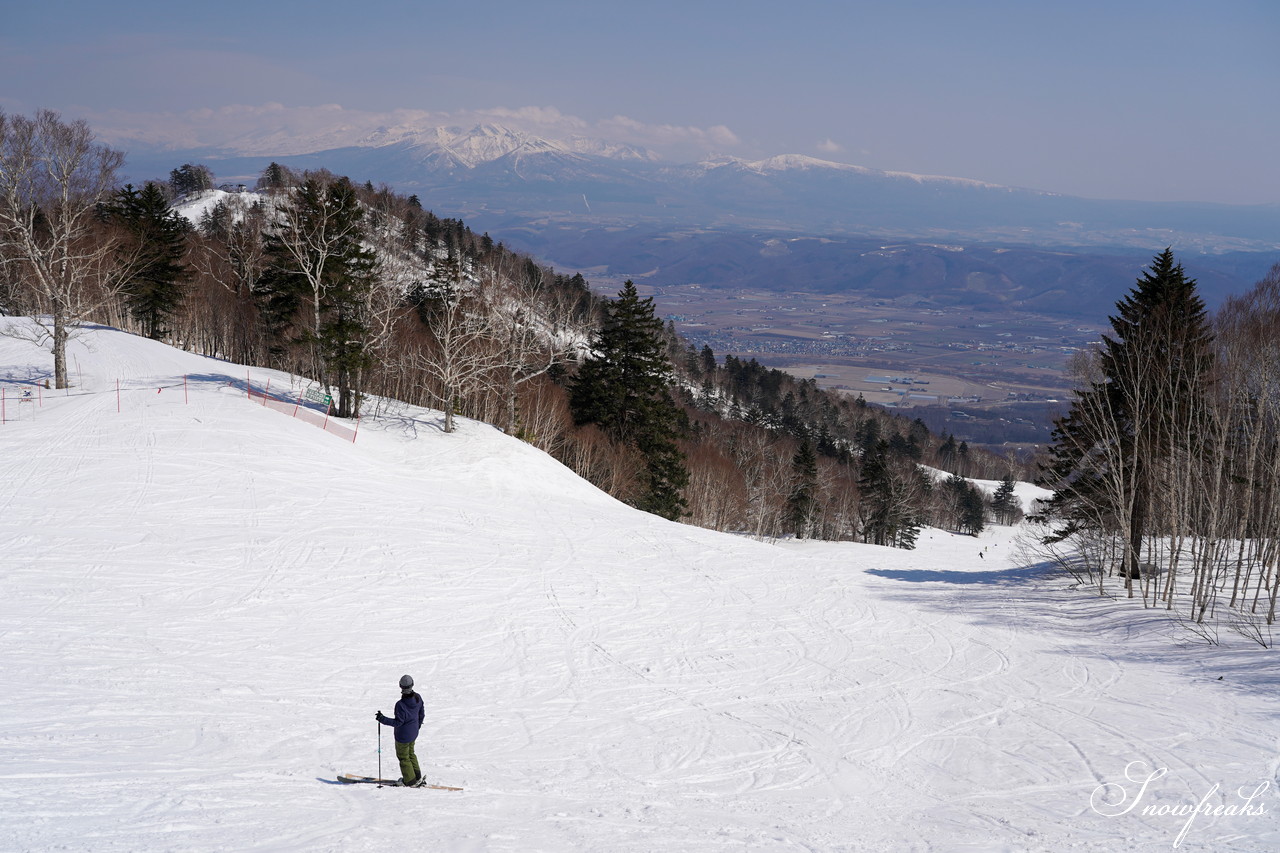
[
  {"xmin": 208, "ymin": 122, "xmax": 661, "ymax": 172},
  {"xmin": 406, "ymin": 124, "xmax": 568, "ymax": 168}
]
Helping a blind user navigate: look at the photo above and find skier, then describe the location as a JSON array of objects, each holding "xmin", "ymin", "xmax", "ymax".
[{"xmin": 375, "ymin": 674, "xmax": 426, "ymax": 787}]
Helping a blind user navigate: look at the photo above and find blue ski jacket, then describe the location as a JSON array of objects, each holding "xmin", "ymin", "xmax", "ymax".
[{"xmin": 378, "ymin": 691, "xmax": 425, "ymax": 744}]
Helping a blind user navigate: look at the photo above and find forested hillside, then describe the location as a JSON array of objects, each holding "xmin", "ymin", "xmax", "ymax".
[{"xmin": 1, "ymin": 111, "xmax": 1022, "ymax": 547}]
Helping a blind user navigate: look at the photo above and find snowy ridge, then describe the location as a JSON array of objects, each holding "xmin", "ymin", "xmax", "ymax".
[
  {"xmin": 562, "ymin": 134, "xmax": 658, "ymax": 162},
  {"xmin": 713, "ymin": 152, "xmax": 1016, "ymax": 190},
  {"xmin": 425, "ymin": 124, "xmax": 567, "ymax": 168},
  {"xmin": 350, "ymin": 123, "xmax": 658, "ymax": 170},
  {"xmin": 1, "ymin": 320, "xmax": 1277, "ymax": 851}
]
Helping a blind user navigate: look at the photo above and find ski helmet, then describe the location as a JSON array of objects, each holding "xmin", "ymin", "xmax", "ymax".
[{"xmin": 399, "ymin": 674, "xmax": 414, "ymax": 693}]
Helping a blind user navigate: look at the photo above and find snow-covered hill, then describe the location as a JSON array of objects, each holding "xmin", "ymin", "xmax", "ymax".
[
  {"xmin": 1, "ymin": 320, "xmax": 1277, "ymax": 851},
  {"xmin": 170, "ymin": 187, "xmax": 241, "ymax": 224}
]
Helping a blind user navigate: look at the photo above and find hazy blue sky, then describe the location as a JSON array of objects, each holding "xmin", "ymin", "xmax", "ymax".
[{"xmin": 3, "ymin": 0, "xmax": 1277, "ymax": 203}]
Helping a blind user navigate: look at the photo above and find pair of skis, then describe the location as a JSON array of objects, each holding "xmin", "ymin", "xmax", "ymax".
[{"xmin": 337, "ymin": 773, "xmax": 462, "ymax": 791}]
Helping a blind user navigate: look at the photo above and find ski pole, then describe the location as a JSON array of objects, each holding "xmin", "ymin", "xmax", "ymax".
[{"xmin": 377, "ymin": 718, "xmax": 383, "ymax": 788}]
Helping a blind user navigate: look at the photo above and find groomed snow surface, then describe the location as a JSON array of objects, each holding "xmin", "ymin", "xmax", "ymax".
[{"xmin": 1, "ymin": 320, "xmax": 1277, "ymax": 852}]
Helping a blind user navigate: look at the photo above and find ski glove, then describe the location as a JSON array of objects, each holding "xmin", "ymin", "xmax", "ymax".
[{"xmin": 375, "ymin": 711, "xmax": 384, "ymax": 722}]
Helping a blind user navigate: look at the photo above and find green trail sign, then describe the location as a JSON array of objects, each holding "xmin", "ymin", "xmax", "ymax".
[{"xmin": 304, "ymin": 387, "xmax": 332, "ymax": 406}]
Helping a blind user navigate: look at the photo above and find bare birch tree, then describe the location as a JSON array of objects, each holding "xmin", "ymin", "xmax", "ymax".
[
  {"xmin": 412, "ymin": 271, "xmax": 504, "ymax": 434},
  {"xmin": 0, "ymin": 110, "xmax": 127, "ymax": 387}
]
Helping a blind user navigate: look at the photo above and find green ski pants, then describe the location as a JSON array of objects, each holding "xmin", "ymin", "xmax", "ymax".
[{"xmin": 395, "ymin": 740, "xmax": 421, "ymax": 785}]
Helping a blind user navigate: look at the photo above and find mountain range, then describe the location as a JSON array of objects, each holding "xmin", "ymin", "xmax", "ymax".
[
  {"xmin": 122, "ymin": 122, "xmax": 1280, "ymax": 249},
  {"xmin": 120, "ymin": 122, "xmax": 1280, "ymax": 318}
]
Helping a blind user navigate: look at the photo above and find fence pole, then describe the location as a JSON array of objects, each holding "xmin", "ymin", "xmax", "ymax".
[
  {"xmin": 38, "ymin": 383, "xmax": 42, "ymax": 407},
  {"xmin": 292, "ymin": 389, "xmax": 303, "ymax": 418},
  {"xmin": 353, "ymin": 412, "xmax": 361, "ymax": 444},
  {"xmin": 322, "ymin": 402, "xmax": 331, "ymax": 434},
  {"xmin": 117, "ymin": 378, "xmax": 121, "ymax": 413},
  {"xmin": 247, "ymin": 370, "xmax": 251, "ymax": 400},
  {"xmin": 184, "ymin": 375, "xmax": 188, "ymax": 405},
  {"xmin": 263, "ymin": 379, "xmax": 271, "ymax": 406}
]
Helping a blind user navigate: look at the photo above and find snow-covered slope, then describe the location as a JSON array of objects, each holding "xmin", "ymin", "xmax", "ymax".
[
  {"xmin": 1, "ymin": 321, "xmax": 1277, "ymax": 851},
  {"xmin": 920, "ymin": 465, "xmax": 1053, "ymax": 515},
  {"xmin": 170, "ymin": 188, "xmax": 241, "ymax": 224}
]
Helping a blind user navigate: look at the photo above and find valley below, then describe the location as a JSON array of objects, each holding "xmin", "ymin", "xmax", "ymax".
[
  {"xmin": 491, "ymin": 222, "xmax": 1278, "ymax": 454},
  {"xmin": 636, "ymin": 280, "xmax": 1083, "ymax": 452}
]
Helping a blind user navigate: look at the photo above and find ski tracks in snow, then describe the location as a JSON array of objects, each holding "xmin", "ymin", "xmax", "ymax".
[{"xmin": 513, "ymin": 508, "xmax": 921, "ymax": 844}]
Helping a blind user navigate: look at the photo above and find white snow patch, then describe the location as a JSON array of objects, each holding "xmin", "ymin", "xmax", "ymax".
[{"xmin": 171, "ymin": 188, "xmax": 238, "ymax": 225}]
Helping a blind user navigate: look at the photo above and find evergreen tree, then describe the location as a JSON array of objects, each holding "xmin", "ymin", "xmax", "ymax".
[
  {"xmin": 887, "ymin": 431, "xmax": 914, "ymax": 459},
  {"xmin": 168, "ymin": 163, "xmax": 213, "ymax": 198},
  {"xmin": 939, "ymin": 434, "xmax": 958, "ymax": 469},
  {"xmin": 570, "ymin": 281, "xmax": 689, "ymax": 519},
  {"xmin": 258, "ymin": 175, "xmax": 376, "ymax": 417},
  {"xmin": 256, "ymin": 162, "xmax": 295, "ymax": 191},
  {"xmin": 699, "ymin": 344, "xmax": 716, "ymax": 377},
  {"xmin": 697, "ymin": 377, "xmax": 717, "ymax": 410},
  {"xmin": 1037, "ymin": 249, "xmax": 1213, "ymax": 580},
  {"xmin": 859, "ymin": 439, "xmax": 921, "ymax": 548},
  {"xmin": 682, "ymin": 344, "xmax": 701, "ymax": 378},
  {"xmin": 958, "ymin": 483, "xmax": 987, "ymax": 536},
  {"xmin": 858, "ymin": 417, "xmax": 882, "ymax": 459},
  {"xmin": 788, "ymin": 439, "xmax": 818, "ymax": 538},
  {"xmin": 941, "ymin": 473, "xmax": 985, "ymax": 535},
  {"xmin": 109, "ymin": 182, "xmax": 190, "ymax": 340},
  {"xmin": 991, "ymin": 474, "xmax": 1020, "ymax": 525}
]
